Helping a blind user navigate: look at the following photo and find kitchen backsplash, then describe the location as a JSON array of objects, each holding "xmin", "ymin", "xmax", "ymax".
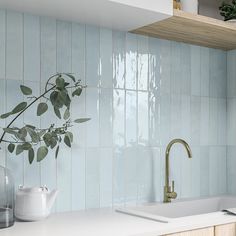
[{"xmin": 0, "ymin": 9, "xmax": 228, "ymax": 212}]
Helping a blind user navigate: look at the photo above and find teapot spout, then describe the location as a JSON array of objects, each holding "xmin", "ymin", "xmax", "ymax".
[{"xmin": 47, "ymin": 189, "xmax": 58, "ymax": 210}]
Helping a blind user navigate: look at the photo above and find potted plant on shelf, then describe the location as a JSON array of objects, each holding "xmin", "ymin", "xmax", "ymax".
[
  {"xmin": 219, "ymin": 0, "xmax": 236, "ymax": 24},
  {"xmin": 0, "ymin": 73, "xmax": 90, "ymax": 163}
]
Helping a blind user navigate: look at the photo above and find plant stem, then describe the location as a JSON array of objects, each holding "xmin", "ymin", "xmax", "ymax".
[{"xmin": 0, "ymin": 85, "xmax": 56, "ymax": 143}]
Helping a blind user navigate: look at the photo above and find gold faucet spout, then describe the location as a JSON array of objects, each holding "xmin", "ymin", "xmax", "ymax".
[{"xmin": 164, "ymin": 139, "xmax": 192, "ymax": 203}]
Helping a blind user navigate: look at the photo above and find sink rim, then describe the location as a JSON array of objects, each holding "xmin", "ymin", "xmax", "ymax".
[{"xmin": 116, "ymin": 194, "xmax": 236, "ymax": 223}]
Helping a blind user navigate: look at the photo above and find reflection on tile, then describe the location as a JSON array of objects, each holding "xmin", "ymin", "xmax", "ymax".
[
  {"xmin": 113, "ymin": 31, "xmax": 125, "ymax": 89},
  {"xmin": 113, "ymin": 89, "xmax": 125, "ymax": 147},
  {"xmin": 126, "ymin": 33, "xmax": 137, "ymax": 90}
]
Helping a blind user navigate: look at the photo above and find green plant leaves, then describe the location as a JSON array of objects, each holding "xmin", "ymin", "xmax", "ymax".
[
  {"xmin": 28, "ymin": 148, "xmax": 34, "ymax": 164},
  {"xmin": 8, "ymin": 143, "xmax": 15, "ymax": 153},
  {"xmin": 54, "ymin": 107, "xmax": 61, "ymax": 119},
  {"xmin": 20, "ymin": 85, "xmax": 32, "ymax": 95},
  {"xmin": 63, "ymin": 108, "xmax": 70, "ymax": 120},
  {"xmin": 74, "ymin": 118, "xmax": 91, "ymax": 123},
  {"xmin": 56, "ymin": 77, "xmax": 65, "ymax": 89},
  {"xmin": 64, "ymin": 135, "xmax": 71, "ymax": 147},
  {"xmin": 16, "ymin": 145, "xmax": 24, "ymax": 155},
  {"xmin": 37, "ymin": 146, "xmax": 48, "ymax": 162},
  {"xmin": 37, "ymin": 103, "xmax": 48, "ymax": 116},
  {"xmin": 65, "ymin": 73, "xmax": 75, "ymax": 82},
  {"xmin": 12, "ymin": 102, "xmax": 27, "ymax": 114},
  {"xmin": 0, "ymin": 112, "xmax": 12, "ymax": 119},
  {"xmin": 72, "ymin": 88, "xmax": 82, "ymax": 97}
]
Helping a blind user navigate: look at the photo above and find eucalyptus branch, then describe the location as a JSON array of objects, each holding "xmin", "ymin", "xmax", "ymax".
[{"xmin": 0, "ymin": 85, "xmax": 56, "ymax": 143}]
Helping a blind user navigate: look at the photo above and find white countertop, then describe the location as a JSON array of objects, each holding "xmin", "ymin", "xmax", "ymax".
[{"xmin": 1, "ymin": 208, "xmax": 236, "ymax": 236}]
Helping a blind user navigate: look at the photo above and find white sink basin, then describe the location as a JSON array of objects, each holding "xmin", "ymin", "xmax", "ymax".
[{"xmin": 116, "ymin": 196, "xmax": 236, "ymax": 223}]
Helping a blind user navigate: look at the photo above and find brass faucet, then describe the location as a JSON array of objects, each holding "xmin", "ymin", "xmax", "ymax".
[{"xmin": 163, "ymin": 139, "xmax": 192, "ymax": 203}]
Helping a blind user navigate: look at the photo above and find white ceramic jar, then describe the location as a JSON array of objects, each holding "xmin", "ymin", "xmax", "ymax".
[{"xmin": 181, "ymin": 0, "xmax": 199, "ymax": 14}]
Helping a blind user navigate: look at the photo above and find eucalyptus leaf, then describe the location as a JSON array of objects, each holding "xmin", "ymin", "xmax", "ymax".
[
  {"xmin": 37, "ymin": 103, "xmax": 48, "ymax": 116},
  {"xmin": 56, "ymin": 77, "xmax": 65, "ymax": 89},
  {"xmin": 3, "ymin": 128, "xmax": 19, "ymax": 136},
  {"xmin": 37, "ymin": 146, "xmax": 48, "ymax": 162},
  {"xmin": 64, "ymin": 135, "xmax": 71, "ymax": 147},
  {"xmin": 8, "ymin": 143, "xmax": 15, "ymax": 153},
  {"xmin": 63, "ymin": 108, "xmax": 70, "ymax": 120},
  {"xmin": 54, "ymin": 107, "xmax": 61, "ymax": 119},
  {"xmin": 72, "ymin": 88, "xmax": 82, "ymax": 97},
  {"xmin": 22, "ymin": 142, "xmax": 32, "ymax": 150},
  {"xmin": 74, "ymin": 118, "xmax": 91, "ymax": 123},
  {"xmin": 16, "ymin": 145, "xmax": 24, "ymax": 155},
  {"xmin": 28, "ymin": 148, "xmax": 34, "ymax": 164},
  {"xmin": 66, "ymin": 131, "xmax": 73, "ymax": 143},
  {"xmin": 12, "ymin": 102, "xmax": 27, "ymax": 114},
  {"xmin": 55, "ymin": 145, "xmax": 60, "ymax": 159},
  {"xmin": 25, "ymin": 127, "xmax": 40, "ymax": 143},
  {"xmin": 20, "ymin": 85, "xmax": 32, "ymax": 95},
  {"xmin": 0, "ymin": 112, "xmax": 12, "ymax": 119}
]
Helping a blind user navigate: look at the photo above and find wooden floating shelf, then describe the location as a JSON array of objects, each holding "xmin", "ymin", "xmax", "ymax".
[{"xmin": 131, "ymin": 9, "xmax": 236, "ymax": 51}]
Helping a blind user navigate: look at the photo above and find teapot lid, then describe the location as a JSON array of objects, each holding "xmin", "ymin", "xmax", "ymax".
[{"xmin": 18, "ymin": 186, "xmax": 48, "ymax": 193}]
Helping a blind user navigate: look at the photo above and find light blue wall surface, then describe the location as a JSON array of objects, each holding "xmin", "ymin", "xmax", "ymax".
[{"xmin": 0, "ymin": 9, "xmax": 228, "ymax": 212}]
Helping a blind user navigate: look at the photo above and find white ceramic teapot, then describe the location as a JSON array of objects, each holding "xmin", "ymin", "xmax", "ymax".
[{"xmin": 15, "ymin": 186, "xmax": 58, "ymax": 221}]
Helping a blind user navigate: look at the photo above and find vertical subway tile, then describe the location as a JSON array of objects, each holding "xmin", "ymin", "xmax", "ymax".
[
  {"xmin": 126, "ymin": 90, "xmax": 137, "ymax": 146},
  {"xmin": 152, "ymin": 147, "xmax": 162, "ymax": 202},
  {"xmin": 100, "ymin": 148, "xmax": 113, "ymax": 207},
  {"xmin": 200, "ymin": 97, "xmax": 209, "ymax": 146},
  {"xmin": 126, "ymin": 33, "xmax": 137, "ymax": 90},
  {"xmin": 181, "ymin": 43, "xmax": 191, "ymax": 95},
  {"xmin": 171, "ymin": 42, "xmax": 181, "ymax": 94},
  {"xmin": 113, "ymin": 148, "xmax": 125, "ymax": 206},
  {"xmin": 100, "ymin": 28, "xmax": 112, "ymax": 88},
  {"xmin": 86, "ymin": 25, "xmax": 100, "ymax": 87},
  {"xmin": 191, "ymin": 96, "xmax": 201, "ymax": 146},
  {"xmin": 191, "ymin": 147, "xmax": 201, "ymax": 197},
  {"xmin": 0, "ymin": 10, "xmax": 6, "ymax": 79},
  {"xmin": 86, "ymin": 148, "xmax": 100, "ymax": 209},
  {"xmin": 113, "ymin": 89, "xmax": 125, "ymax": 147},
  {"xmin": 138, "ymin": 35, "xmax": 149, "ymax": 91},
  {"xmin": 124, "ymin": 147, "xmax": 137, "ymax": 205},
  {"xmin": 181, "ymin": 95, "xmax": 191, "ymax": 143},
  {"xmin": 160, "ymin": 40, "xmax": 171, "ymax": 96},
  {"xmin": 200, "ymin": 47, "xmax": 210, "ymax": 97},
  {"xmin": 149, "ymin": 37, "xmax": 161, "ymax": 93},
  {"xmin": 218, "ymin": 99, "xmax": 226, "ymax": 145},
  {"xmin": 200, "ymin": 147, "xmax": 209, "ymax": 197},
  {"xmin": 100, "ymin": 88, "xmax": 113, "ymax": 147},
  {"xmin": 160, "ymin": 94, "xmax": 171, "ymax": 147},
  {"xmin": 136, "ymin": 147, "xmax": 152, "ymax": 203},
  {"xmin": 170, "ymin": 94, "xmax": 182, "ymax": 139},
  {"xmin": 57, "ymin": 21, "xmax": 72, "ymax": 73},
  {"xmin": 138, "ymin": 91, "xmax": 149, "ymax": 145},
  {"xmin": 227, "ymin": 147, "xmax": 236, "ymax": 194},
  {"xmin": 24, "ymin": 14, "xmax": 40, "ymax": 82},
  {"xmin": 72, "ymin": 23, "xmax": 85, "ymax": 84},
  {"xmin": 227, "ymin": 50, "xmax": 236, "ymax": 98},
  {"xmin": 190, "ymin": 45, "xmax": 201, "ymax": 96},
  {"xmin": 6, "ymin": 11, "xmax": 23, "ymax": 80},
  {"xmin": 218, "ymin": 147, "xmax": 227, "ymax": 194},
  {"xmin": 227, "ymin": 98, "xmax": 236, "ymax": 146},
  {"xmin": 86, "ymin": 88, "xmax": 99, "ymax": 147},
  {"xmin": 57, "ymin": 147, "xmax": 72, "ymax": 212},
  {"xmin": 209, "ymin": 147, "xmax": 219, "ymax": 196},
  {"xmin": 72, "ymin": 148, "xmax": 86, "ymax": 210},
  {"xmin": 40, "ymin": 17, "xmax": 56, "ymax": 82},
  {"xmin": 209, "ymin": 98, "xmax": 218, "ymax": 145},
  {"xmin": 113, "ymin": 31, "xmax": 125, "ymax": 89},
  {"xmin": 149, "ymin": 89, "xmax": 161, "ymax": 146}
]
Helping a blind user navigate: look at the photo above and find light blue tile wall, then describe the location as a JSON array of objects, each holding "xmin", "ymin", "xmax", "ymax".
[{"xmin": 0, "ymin": 9, "xmax": 228, "ymax": 212}]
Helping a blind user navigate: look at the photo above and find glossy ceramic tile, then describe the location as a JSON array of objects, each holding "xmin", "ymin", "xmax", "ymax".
[{"xmin": 0, "ymin": 8, "xmax": 229, "ymax": 213}]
